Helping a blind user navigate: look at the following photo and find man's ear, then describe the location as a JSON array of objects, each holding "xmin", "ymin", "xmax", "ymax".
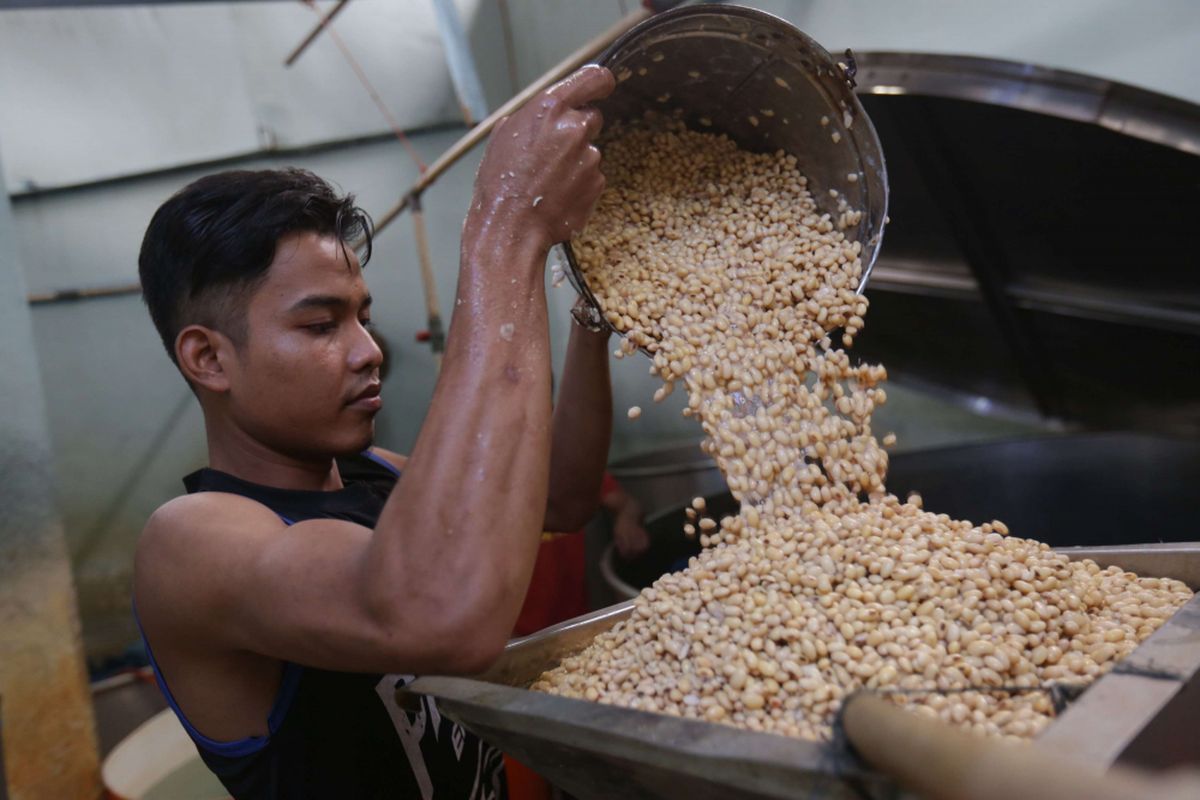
[{"xmin": 176, "ymin": 325, "xmax": 233, "ymax": 393}]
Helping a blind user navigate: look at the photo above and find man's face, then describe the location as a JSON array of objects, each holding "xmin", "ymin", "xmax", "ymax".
[{"xmin": 223, "ymin": 231, "xmax": 383, "ymax": 460}]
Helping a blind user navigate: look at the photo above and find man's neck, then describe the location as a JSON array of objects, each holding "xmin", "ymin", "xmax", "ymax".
[{"xmin": 204, "ymin": 417, "xmax": 343, "ymax": 492}]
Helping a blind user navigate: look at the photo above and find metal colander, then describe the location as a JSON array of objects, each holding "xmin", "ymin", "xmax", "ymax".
[{"xmin": 564, "ymin": 4, "xmax": 890, "ymax": 336}]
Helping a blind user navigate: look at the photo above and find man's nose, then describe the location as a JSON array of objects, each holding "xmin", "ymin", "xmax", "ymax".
[{"xmin": 351, "ymin": 324, "xmax": 384, "ymax": 373}]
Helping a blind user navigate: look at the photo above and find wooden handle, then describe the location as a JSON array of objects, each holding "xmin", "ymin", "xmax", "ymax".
[{"xmin": 841, "ymin": 692, "xmax": 1199, "ymax": 800}]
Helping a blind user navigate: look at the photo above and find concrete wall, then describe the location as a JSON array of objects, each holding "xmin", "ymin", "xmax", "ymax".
[
  {"xmin": 0, "ymin": 145, "xmax": 99, "ymax": 800},
  {"xmin": 7, "ymin": 0, "xmax": 1197, "ymax": 664}
]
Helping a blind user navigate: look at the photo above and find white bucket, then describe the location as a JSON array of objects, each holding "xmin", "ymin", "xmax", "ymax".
[{"xmin": 101, "ymin": 709, "xmax": 228, "ymax": 800}]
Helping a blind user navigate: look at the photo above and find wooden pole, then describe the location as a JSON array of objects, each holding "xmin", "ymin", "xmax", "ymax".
[
  {"xmin": 369, "ymin": 5, "xmax": 651, "ymax": 237},
  {"xmin": 840, "ymin": 692, "xmax": 1200, "ymax": 800}
]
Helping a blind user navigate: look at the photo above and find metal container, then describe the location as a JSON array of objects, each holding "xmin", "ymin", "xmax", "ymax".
[
  {"xmin": 565, "ymin": 4, "xmax": 890, "ymax": 330},
  {"xmin": 407, "ymin": 551, "xmax": 1200, "ymax": 800}
]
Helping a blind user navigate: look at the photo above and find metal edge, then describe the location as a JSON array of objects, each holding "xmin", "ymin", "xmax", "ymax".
[
  {"xmin": 1036, "ymin": 593, "xmax": 1200, "ymax": 767},
  {"xmin": 412, "ymin": 639, "xmax": 888, "ymax": 798},
  {"xmin": 854, "ymin": 51, "xmax": 1200, "ymax": 156},
  {"xmin": 599, "ymin": 541, "xmax": 642, "ymax": 601}
]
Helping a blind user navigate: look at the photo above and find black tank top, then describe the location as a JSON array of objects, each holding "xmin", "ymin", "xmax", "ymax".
[{"xmin": 139, "ymin": 451, "xmax": 507, "ymax": 799}]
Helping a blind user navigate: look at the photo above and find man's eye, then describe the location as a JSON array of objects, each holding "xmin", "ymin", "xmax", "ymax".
[{"xmin": 305, "ymin": 322, "xmax": 337, "ymax": 334}]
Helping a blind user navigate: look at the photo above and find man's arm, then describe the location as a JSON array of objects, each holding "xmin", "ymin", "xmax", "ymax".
[
  {"xmin": 544, "ymin": 316, "xmax": 612, "ymax": 532},
  {"xmin": 136, "ymin": 66, "xmax": 616, "ymax": 677}
]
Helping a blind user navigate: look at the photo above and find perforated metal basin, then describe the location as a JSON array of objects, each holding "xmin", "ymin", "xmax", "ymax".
[{"xmin": 565, "ymin": 4, "xmax": 889, "ymax": 332}]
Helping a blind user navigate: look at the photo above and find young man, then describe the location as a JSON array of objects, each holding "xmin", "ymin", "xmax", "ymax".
[{"xmin": 134, "ymin": 65, "xmax": 615, "ymax": 798}]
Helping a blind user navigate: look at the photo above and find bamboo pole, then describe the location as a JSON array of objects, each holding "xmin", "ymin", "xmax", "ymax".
[
  {"xmin": 369, "ymin": 5, "xmax": 651, "ymax": 237},
  {"xmin": 840, "ymin": 692, "xmax": 1200, "ymax": 800},
  {"xmin": 284, "ymin": 0, "xmax": 354, "ymax": 67},
  {"xmin": 27, "ymin": 282, "xmax": 141, "ymax": 305}
]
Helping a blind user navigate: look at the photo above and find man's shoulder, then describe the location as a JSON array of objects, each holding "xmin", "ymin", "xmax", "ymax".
[
  {"xmin": 136, "ymin": 492, "xmax": 288, "ymax": 623},
  {"xmin": 138, "ymin": 492, "xmax": 284, "ymax": 570},
  {"xmin": 145, "ymin": 491, "xmax": 281, "ymax": 536}
]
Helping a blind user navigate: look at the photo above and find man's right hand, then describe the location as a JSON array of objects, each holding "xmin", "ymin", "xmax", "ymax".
[{"xmin": 471, "ymin": 64, "xmax": 615, "ymax": 254}]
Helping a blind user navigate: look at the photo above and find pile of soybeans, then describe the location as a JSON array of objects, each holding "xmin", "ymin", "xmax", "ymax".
[{"xmin": 532, "ymin": 118, "xmax": 1193, "ymax": 741}]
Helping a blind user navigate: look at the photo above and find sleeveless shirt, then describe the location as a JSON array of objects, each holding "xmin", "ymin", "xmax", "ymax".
[{"xmin": 137, "ymin": 451, "xmax": 508, "ymax": 799}]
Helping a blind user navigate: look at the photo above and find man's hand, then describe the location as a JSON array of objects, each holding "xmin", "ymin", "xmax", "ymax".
[
  {"xmin": 601, "ymin": 485, "xmax": 651, "ymax": 560},
  {"xmin": 472, "ymin": 65, "xmax": 615, "ymax": 256},
  {"xmin": 613, "ymin": 508, "xmax": 651, "ymax": 560}
]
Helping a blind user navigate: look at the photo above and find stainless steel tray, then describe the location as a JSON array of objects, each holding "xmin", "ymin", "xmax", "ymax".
[{"xmin": 403, "ymin": 544, "xmax": 1200, "ymax": 799}]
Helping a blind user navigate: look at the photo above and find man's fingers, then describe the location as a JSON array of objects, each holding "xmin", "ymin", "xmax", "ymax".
[
  {"xmin": 547, "ymin": 64, "xmax": 616, "ymax": 109},
  {"xmin": 577, "ymin": 107, "xmax": 604, "ymax": 141}
]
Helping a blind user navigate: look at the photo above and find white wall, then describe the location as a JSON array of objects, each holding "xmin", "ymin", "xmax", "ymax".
[{"xmin": 0, "ymin": 0, "xmax": 478, "ymax": 192}]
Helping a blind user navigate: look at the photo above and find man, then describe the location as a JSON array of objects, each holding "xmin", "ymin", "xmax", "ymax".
[{"xmin": 133, "ymin": 65, "xmax": 615, "ymax": 798}]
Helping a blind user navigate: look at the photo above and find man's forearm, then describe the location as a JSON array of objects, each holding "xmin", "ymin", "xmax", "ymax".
[
  {"xmin": 365, "ymin": 218, "xmax": 554, "ymax": 663},
  {"xmin": 545, "ymin": 320, "xmax": 612, "ymax": 531}
]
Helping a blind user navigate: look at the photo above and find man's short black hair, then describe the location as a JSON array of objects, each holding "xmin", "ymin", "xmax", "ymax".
[{"xmin": 139, "ymin": 168, "xmax": 373, "ymax": 366}]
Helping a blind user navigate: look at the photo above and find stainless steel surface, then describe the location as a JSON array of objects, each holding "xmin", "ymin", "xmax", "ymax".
[
  {"xmin": 882, "ymin": 434, "xmax": 1200, "ymax": 548},
  {"xmin": 565, "ymin": 4, "xmax": 889, "ymax": 342},
  {"xmin": 855, "ymin": 52, "xmax": 1200, "ymax": 156},
  {"xmin": 407, "ymin": 548, "xmax": 1200, "ymax": 797},
  {"xmin": 599, "ymin": 542, "xmax": 641, "ymax": 602},
  {"xmin": 842, "ymin": 54, "xmax": 1200, "ymax": 433}
]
